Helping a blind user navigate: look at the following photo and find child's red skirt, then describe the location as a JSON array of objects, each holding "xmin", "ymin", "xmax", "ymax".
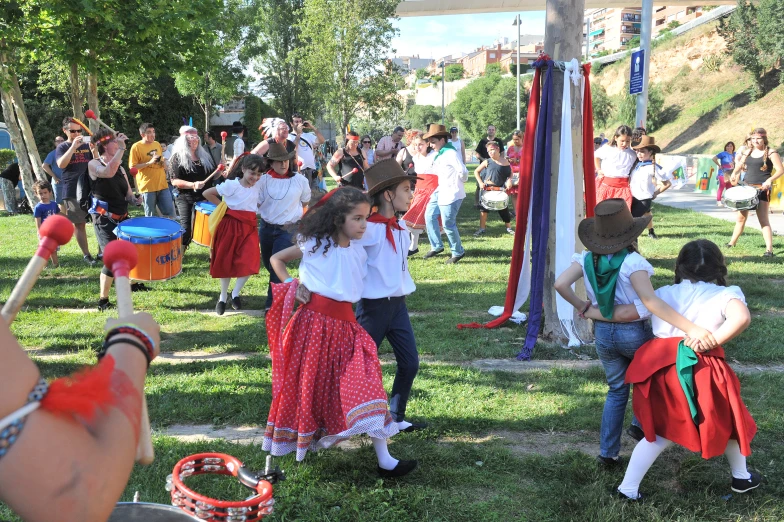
[
  {"xmin": 595, "ymin": 176, "xmax": 632, "ymax": 210},
  {"xmin": 209, "ymin": 209, "xmax": 260, "ymax": 278},
  {"xmin": 403, "ymin": 174, "xmax": 439, "ymax": 230}
]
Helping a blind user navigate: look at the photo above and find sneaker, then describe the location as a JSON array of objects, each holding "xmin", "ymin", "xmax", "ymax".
[
  {"xmin": 407, "ymin": 248, "xmax": 419, "ymax": 257},
  {"xmin": 215, "ymin": 300, "xmax": 226, "ymax": 316},
  {"xmin": 96, "ymin": 253, "xmax": 103, "ymax": 262},
  {"xmin": 648, "ymin": 230, "xmax": 658, "ymax": 240},
  {"xmin": 725, "ymin": 243, "xmax": 734, "ymax": 248},
  {"xmin": 597, "ymin": 455, "xmax": 623, "ymax": 469},
  {"xmin": 614, "ymin": 489, "xmax": 643, "ymax": 501},
  {"xmin": 473, "ymin": 228, "xmax": 486, "ymax": 237},
  {"xmin": 423, "ymin": 248, "xmax": 444, "ymax": 259},
  {"xmin": 401, "ymin": 422, "xmax": 428, "ymax": 433},
  {"xmin": 626, "ymin": 425, "xmax": 644, "ymax": 442},
  {"xmin": 84, "ymin": 255, "xmax": 96, "ymax": 266},
  {"xmin": 731, "ymin": 471, "xmax": 762, "ymax": 493},
  {"xmin": 131, "ymin": 282, "xmax": 150, "ymax": 292},
  {"xmin": 98, "ymin": 298, "xmax": 112, "ymax": 311},
  {"xmin": 506, "ymin": 227, "xmax": 514, "ymax": 235},
  {"xmin": 377, "ymin": 459, "xmax": 418, "ymax": 479},
  {"xmin": 231, "ymin": 295, "xmax": 242, "ymax": 310},
  {"xmin": 445, "ymin": 253, "xmax": 465, "ymax": 265},
  {"xmin": 763, "ymin": 250, "xmax": 775, "ymax": 257}
]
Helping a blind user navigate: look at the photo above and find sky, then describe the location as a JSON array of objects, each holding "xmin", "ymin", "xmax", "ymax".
[{"xmin": 391, "ymin": 11, "xmax": 547, "ymax": 60}]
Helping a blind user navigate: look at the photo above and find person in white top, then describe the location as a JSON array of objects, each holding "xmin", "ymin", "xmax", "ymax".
[
  {"xmin": 583, "ymin": 240, "xmax": 761, "ymax": 500},
  {"xmin": 555, "ymin": 199, "xmax": 717, "ymax": 468},
  {"xmin": 448, "ymin": 126, "xmax": 466, "ymax": 165},
  {"xmin": 266, "ymin": 186, "xmax": 418, "ymax": 478},
  {"xmin": 594, "ymin": 125, "xmax": 637, "ymax": 210},
  {"xmin": 629, "ymin": 136, "xmax": 672, "ymax": 240},
  {"xmin": 398, "ymin": 132, "xmax": 436, "ymax": 256},
  {"xmin": 289, "ymin": 113, "xmax": 325, "ymax": 198},
  {"xmin": 257, "ymin": 142, "xmax": 311, "ymax": 310},
  {"xmin": 422, "ymin": 124, "xmax": 469, "ymax": 264},
  {"xmin": 355, "ymin": 160, "xmax": 427, "ymax": 433},
  {"xmin": 202, "ymin": 154, "xmax": 265, "ymax": 315},
  {"xmin": 226, "ymin": 121, "xmax": 246, "ymax": 174}
]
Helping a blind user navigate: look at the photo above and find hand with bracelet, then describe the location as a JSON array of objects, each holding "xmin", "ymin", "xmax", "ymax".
[{"xmin": 103, "ymin": 312, "xmax": 161, "ymax": 364}]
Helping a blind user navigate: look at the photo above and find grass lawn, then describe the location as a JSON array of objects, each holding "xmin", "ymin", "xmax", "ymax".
[{"xmin": 1, "ymin": 183, "xmax": 783, "ymax": 521}]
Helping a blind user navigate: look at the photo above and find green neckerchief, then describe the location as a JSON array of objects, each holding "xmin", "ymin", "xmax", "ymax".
[
  {"xmin": 676, "ymin": 340, "xmax": 699, "ymax": 424},
  {"xmin": 583, "ymin": 249, "xmax": 629, "ymax": 319},
  {"xmin": 434, "ymin": 141, "xmax": 456, "ymax": 160}
]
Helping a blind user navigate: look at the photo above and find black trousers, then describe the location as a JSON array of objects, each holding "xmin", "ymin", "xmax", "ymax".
[
  {"xmin": 175, "ymin": 193, "xmax": 202, "ymax": 248},
  {"xmin": 355, "ymin": 296, "xmax": 419, "ymax": 422}
]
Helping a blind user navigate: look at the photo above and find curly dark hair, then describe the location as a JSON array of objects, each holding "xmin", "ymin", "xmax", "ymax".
[
  {"xmin": 227, "ymin": 153, "xmax": 266, "ymax": 179},
  {"xmin": 674, "ymin": 239, "xmax": 727, "ymax": 287},
  {"xmin": 299, "ymin": 187, "xmax": 371, "ymax": 255}
]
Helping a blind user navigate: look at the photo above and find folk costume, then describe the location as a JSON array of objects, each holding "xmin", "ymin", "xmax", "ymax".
[
  {"xmin": 209, "ymin": 178, "xmax": 261, "ymax": 279},
  {"xmin": 629, "ymin": 137, "xmax": 672, "ymax": 218},
  {"xmin": 595, "ymin": 143, "xmax": 636, "ymax": 209}
]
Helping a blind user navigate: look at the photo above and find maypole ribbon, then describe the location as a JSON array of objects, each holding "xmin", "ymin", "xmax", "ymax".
[{"xmin": 582, "ymin": 63, "xmax": 597, "ymax": 217}]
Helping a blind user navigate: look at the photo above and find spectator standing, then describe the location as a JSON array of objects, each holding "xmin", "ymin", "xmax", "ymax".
[
  {"xmin": 713, "ymin": 142, "xmax": 736, "ymax": 207},
  {"xmin": 226, "ymin": 121, "xmax": 246, "ymax": 173},
  {"xmin": 42, "ymin": 136, "xmax": 66, "ymax": 213},
  {"xmin": 448, "ymin": 126, "xmax": 466, "ymax": 165},
  {"xmin": 474, "ymin": 125, "xmax": 505, "ymax": 208},
  {"xmin": 362, "ymin": 135, "xmax": 376, "ymax": 165},
  {"xmin": 129, "ymin": 123, "xmax": 175, "ymax": 218},
  {"xmin": 375, "ymin": 126, "xmax": 405, "ymax": 162},
  {"xmin": 203, "ymin": 131, "xmax": 223, "ymax": 168},
  {"xmin": 290, "ymin": 113, "xmax": 325, "ymax": 197},
  {"xmin": 32, "ymin": 180, "xmax": 61, "ymax": 268}
]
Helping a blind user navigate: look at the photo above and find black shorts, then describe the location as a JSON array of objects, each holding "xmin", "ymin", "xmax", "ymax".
[
  {"xmin": 93, "ymin": 214, "xmax": 129, "ymax": 275},
  {"xmin": 631, "ymin": 197, "xmax": 653, "ymax": 217}
]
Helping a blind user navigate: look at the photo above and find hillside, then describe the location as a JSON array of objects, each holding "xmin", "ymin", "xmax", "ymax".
[{"xmin": 593, "ymin": 21, "xmax": 784, "ymax": 154}]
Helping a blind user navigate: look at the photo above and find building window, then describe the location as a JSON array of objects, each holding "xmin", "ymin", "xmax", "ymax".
[
  {"xmin": 655, "ymin": 18, "xmax": 665, "ymax": 26},
  {"xmin": 489, "ymin": 52, "xmax": 496, "ymax": 58}
]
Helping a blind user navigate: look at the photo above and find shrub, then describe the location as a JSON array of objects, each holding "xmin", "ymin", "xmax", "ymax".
[{"xmin": 0, "ymin": 149, "xmax": 16, "ymax": 169}]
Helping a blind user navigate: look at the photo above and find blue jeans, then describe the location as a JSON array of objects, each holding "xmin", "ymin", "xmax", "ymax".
[
  {"xmin": 425, "ymin": 193, "xmax": 464, "ymax": 257},
  {"xmin": 52, "ymin": 179, "xmax": 64, "ymax": 204},
  {"xmin": 594, "ymin": 320, "xmax": 654, "ymax": 458},
  {"xmin": 141, "ymin": 189, "xmax": 176, "ymax": 218},
  {"xmin": 259, "ymin": 220, "xmax": 294, "ymax": 308}
]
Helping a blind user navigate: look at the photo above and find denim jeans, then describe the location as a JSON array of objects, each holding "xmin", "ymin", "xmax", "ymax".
[
  {"xmin": 141, "ymin": 189, "xmax": 176, "ymax": 218},
  {"xmin": 52, "ymin": 179, "xmax": 64, "ymax": 204},
  {"xmin": 259, "ymin": 220, "xmax": 294, "ymax": 308},
  {"xmin": 425, "ymin": 193, "xmax": 464, "ymax": 257},
  {"xmin": 594, "ymin": 320, "xmax": 654, "ymax": 458}
]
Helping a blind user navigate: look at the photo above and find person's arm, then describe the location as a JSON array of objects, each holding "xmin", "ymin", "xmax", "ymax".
[
  {"xmin": 730, "ymin": 151, "xmax": 749, "ymax": 184},
  {"xmin": 763, "ymin": 150, "xmax": 784, "ymax": 188},
  {"xmin": 594, "ymin": 156, "xmax": 604, "ymax": 179},
  {"xmin": 202, "ymin": 187, "xmax": 221, "ymax": 205},
  {"xmin": 270, "ymin": 245, "xmax": 303, "ymax": 282},
  {"xmin": 129, "ymin": 145, "xmax": 157, "ymax": 170},
  {"xmin": 326, "ymin": 149, "xmax": 344, "ymax": 182},
  {"xmin": 41, "ymin": 162, "xmax": 57, "ymax": 180},
  {"xmin": 34, "ymin": 216, "xmax": 43, "ymax": 232},
  {"xmin": 554, "ymin": 262, "xmax": 591, "ymax": 313},
  {"xmin": 251, "ymin": 139, "xmax": 270, "ymax": 156},
  {"xmin": 654, "ymin": 179, "xmax": 672, "ymax": 197},
  {"xmin": 460, "ymin": 141, "xmax": 466, "ymax": 163},
  {"xmin": 707, "ymin": 299, "xmax": 751, "ymax": 346},
  {"xmin": 56, "ymin": 138, "xmax": 83, "ymax": 169},
  {"xmin": 305, "ymin": 122, "xmax": 325, "ymax": 145},
  {"xmin": 712, "ymin": 155, "xmax": 722, "ymax": 167},
  {"xmin": 89, "ymin": 134, "xmax": 128, "ymax": 180},
  {"xmin": 395, "ymin": 148, "xmax": 406, "ymax": 166},
  {"xmin": 474, "ymin": 161, "xmax": 487, "ymax": 189}
]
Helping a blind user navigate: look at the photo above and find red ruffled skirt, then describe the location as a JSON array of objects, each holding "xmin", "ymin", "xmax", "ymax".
[
  {"xmin": 210, "ymin": 209, "xmax": 260, "ymax": 278},
  {"xmin": 595, "ymin": 177, "xmax": 632, "ymax": 209},
  {"xmin": 403, "ymin": 174, "xmax": 439, "ymax": 230},
  {"xmin": 263, "ymin": 282, "xmax": 398, "ymax": 461},
  {"xmin": 626, "ymin": 337, "xmax": 757, "ymax": 459}
]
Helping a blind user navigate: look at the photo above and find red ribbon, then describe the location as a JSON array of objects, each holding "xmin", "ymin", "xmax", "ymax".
[
  {"xmin": 367, "ymin": 213, "xmax": 403, "ymax": 252},
  {"xmin": 266, "ymin": 168, "xmax": 291, "ymax": 180},
  {"xmin": 582, "ymin": 64, "xmax": 597, "ymax": 217}
]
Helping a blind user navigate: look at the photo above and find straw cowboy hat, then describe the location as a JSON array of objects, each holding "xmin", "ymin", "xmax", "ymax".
[
  {"xmin": 365, "ymin": 159, "xmax": 422, "ymax": 196},
  {"xmin": 266, "ymin": 141, "xmax": 296, "ymax": 162},
  {"xmin": 422, "ymin": 124, "xmax": 451, "ymax": 140},
  {"xmin": 631, "ymin": 135, "xmax": 661, "ymax": 154},
  {"xmin": 578, "ymin": 199, "xmax": 651, "ymax": 254}
]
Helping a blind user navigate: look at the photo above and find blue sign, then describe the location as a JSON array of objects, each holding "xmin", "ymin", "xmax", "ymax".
[{"xmin": 629, "ymin": 49, "xmax": 645, "ymax": 95}]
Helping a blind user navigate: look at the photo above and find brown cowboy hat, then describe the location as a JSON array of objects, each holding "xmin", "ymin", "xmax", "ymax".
[
  {"xmin": 578, "ymin": 199, "xmax": 651, "ymax": 254},
  {"xmin": 422, "ymin": 124, "xmax": 450, "ymax": 140},
  {"xmin": 266, "ymin": 141, "xmax": 296, "ymax": 162},
  {"xmin": 631, "ymin": 135, "xmax": 661, "ymax": 154},
  {"xmin": 365, "ymin": 159, "xmax": 422, "ymax": 196}
]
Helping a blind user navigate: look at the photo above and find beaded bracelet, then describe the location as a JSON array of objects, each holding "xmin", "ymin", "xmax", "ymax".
[
  {"xmin": 104, "ymin": 324, "xmax": 156, "ymax": 355},
  {"xmin": 98, "ymin": 337, "xmax": 152, "ymax": 367},
  {"xmin": 578, "ymin": 301, "xmax": 591, "ymax": 319}
]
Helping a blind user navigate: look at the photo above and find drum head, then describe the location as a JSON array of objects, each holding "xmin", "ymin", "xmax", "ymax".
[
  {"xmin": 725, "ymin": 186, "xmax": 758, "ymax": 199},
  {"xmin": 115, "ymin": 217, "xmax": 184, "ymax": 244},
  {"xmin": 195, "ymin": 201, "xmax": 217, "ymax": 214},
  {"xmin": 109, "ymin": 502, "xmax": 198, "ymax": 521},
  {"xmin": 480, "ymin": 190, "xmax": 509, "ymax": 210}
]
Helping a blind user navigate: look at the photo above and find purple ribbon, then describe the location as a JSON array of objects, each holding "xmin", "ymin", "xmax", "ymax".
[{"xmin": 517, "ymin": 61, "xmax": 554, "ymax": 361}]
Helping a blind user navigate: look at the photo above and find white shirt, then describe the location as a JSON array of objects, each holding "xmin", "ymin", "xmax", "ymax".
[
  {"xmin": 572, "ymin": 250, "xmax": 654, "ymax": 320},
  {"xmin": 357, "ymin": 221, "xmax": 416, "ymax": 299},
  {"xmin": 216, "ymin": 178, "xmax": 262, "ymax": 212},
  {"xmin": 434, "ymin": 147, "xmax": 468, "ymax": 205},
  {"xmin": 413, "ymin": 150, "xmax": 436, "ymax": 174},
  {"xmin": 630, "ymin": 161, "xmax": 673, "ymax": 200},
  {"xmin": 232, "ymin": 135, "xmax": 245, "ymax": 158},
  {"xmin": 449, "ymin": 138, "xmax": 464, "ymax": 164},
  {"xmin": 257, "ymin": 173, "xmax": 311, "ymax": 225},
  {"xmin": 298, "ymin": 237, "xmax": 367, "ymax": 303},
  {"xmin": 289, "ymin": 132, "xmax": 317, "ymax": 170},
  {"xmin": 644, "ymin": 280, "xmax": 746, "ymax": 338},
  {"xmin": 595, "ymin": 145, "xmax": 636, "ymax": 178}
]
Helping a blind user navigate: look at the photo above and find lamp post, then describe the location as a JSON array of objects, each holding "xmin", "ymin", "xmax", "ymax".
[
  {"xmin": 512, "ymin": 15, "xmax": 521, "ymax": 129},
  {"xmin": 584, "ymin": 17, "xmax": 590, "ymax": 60},
  {"xmin": 440, "ymin": 61, "xmax": 445, "ymax": 124}
]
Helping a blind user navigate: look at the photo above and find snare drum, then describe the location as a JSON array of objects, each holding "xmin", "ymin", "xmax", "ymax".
[
  {"xmin": 115, "ymin": 217, "xmax": 184, "ymax": 281},
  {"xmin": 480, "ymin": 189, "xmax": 509, "ymax": 211},
  {"xmin": 192, "ymin": 201, "xmax": 216, "ymax": 247},
  {"xmin": 722, "ymin": 185, "xmax": 760, "ymax": 211},
  {"xmin": 109, "ymin": 502, "xmax": 198, "ymax": 521}
]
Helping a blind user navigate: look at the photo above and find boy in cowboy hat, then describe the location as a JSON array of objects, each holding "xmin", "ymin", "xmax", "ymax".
[{"xmin": 629, "ymin": 136, "xmax": 672, "ymax": 240}]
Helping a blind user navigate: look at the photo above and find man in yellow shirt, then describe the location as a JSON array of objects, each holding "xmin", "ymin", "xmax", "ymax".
[{"xmin": 129, "ymin": 123, "xmax": 175, "ymax": 218}]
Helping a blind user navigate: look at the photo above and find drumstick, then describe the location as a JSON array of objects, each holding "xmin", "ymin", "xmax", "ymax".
[
  {"xmin": 220, "ymin": 131, "xmax": 228, "ymax": 167},
  {"xmin": 202, "ymin": 163, "xmax": 226, "ymax": 185},
  {"xmin": 84, "ymin": 109, "xmax": 117, "ymax": 133},
  {"xmin": 103, "ymin": 240, "xmax": 155, "ymax": 465},
  {"xmin": 2, "ymin": 215, "xmax": 74, "ymax": 323}
]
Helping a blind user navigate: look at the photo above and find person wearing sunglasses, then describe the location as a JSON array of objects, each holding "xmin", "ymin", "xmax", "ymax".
[{"xmin": 361, "ymin": 136, "xmax": 375, "ymax": 166}]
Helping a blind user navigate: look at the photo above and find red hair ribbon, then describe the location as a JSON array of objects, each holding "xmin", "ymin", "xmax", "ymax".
[{"xmin": 313, "ymin": 188, "xmax": 340, "ymax": 209}]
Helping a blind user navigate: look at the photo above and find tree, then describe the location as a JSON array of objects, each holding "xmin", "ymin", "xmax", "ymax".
[
  {"xmin": 591, "ymin": 83, "xmax": 612, "ymax": 130},
  {"xmin": 444, "ymin": 64, "xmax": 465, "ymax": 82},
  {"xmin": 243, "ymin": 94, "xmax": 275, "ymax": 148},
  {"xmin": 755, "ymin": 0, "xmax": 784, "ymax": 85},
  {"xmin": 627, "ymin": 35, "xmax": 641, "ymax": 49},
  {"xmin": 666, "ymin": 20, "xmax": 681, "ymax": 30},
  {"xmin": 175, "ymin": 62, "xmax": 246, "ymax": 132},
  {"xmin": 611, "ymin": 81, "xmax": 665, "ymax": 132},
  {"xmin": 297, "ymin": 0, "xmax": 400, "ymax": 133},
  {"xmin": 415, "ymin": 68, "xmax": 429, "ymax": 79},
  {"xmin": 718, "ymin": 0, "xmax": 764, "ymax": 98},
  {"xmin": 403, "ymin": 104, "xmax": 442, "ymax": 131},
  {"xmin": 509, "ymin": 63, "xmax": 531, "ymax": 76}
]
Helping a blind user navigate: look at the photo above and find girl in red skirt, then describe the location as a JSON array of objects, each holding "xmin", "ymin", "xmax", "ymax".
[
  {"xmin": 594, "ymin": 125, "xmax": 636, "ymax": 209},
  {"xmin": 589, "ymin": 240, "xmax": 761, "ymax": 499},
  {"xmin": 264, "ymin": 186, "xmax": 417, "ymax": 478},
  {"xmin": 202, "ymin": 154, "xmax": 266, "ymax": 315}
]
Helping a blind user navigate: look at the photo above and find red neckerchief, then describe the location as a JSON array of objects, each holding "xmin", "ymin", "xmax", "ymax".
[
  {"xmin": 266, "ymin": 168, "xmax": 291, "ymax": 179},
  {"xmin": 367, "ymin": 213, "xmax": 403, "ymax": 252}
]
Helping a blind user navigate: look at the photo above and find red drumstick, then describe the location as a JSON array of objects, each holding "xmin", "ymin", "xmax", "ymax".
[
  {"xmin": 103, "ymin": 240, "xmax": 155, "ymax": 465},
  {"xmin": 220, "ymin": 131, "xmax": 228, "ymax": 143},
  {"xmin": 2, "ymin": 215, "xmax": 74, "ymax": 323},
  {"xmin": 84, "ymin": 109, "xmax": 117, "ymax": 133},
  {"xmin": 203, "ymin": 163, "xmax": 226, "ymax": 184},
  {"xmin": 130, "ymin": 167, "xmax": 138, "ymax": 176}
]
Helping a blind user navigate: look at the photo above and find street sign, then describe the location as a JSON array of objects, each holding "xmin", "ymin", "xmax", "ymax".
[{"xmin": 629, "ymin": 49, "xmax": 644, "ymax": 95}]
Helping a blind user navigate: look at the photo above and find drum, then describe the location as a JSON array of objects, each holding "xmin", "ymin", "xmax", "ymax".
[
  {"xmin": 480, "ymin": 189, "xmax": 509, "ymax": 211},
  {"xmin": 115, "ymin": 217, "xmax": 184, "ymax": 281},
  {"xmin": 722, "ymin": 185, "xmax": 760, "ymax": 211},
  {"xmin": 109, "ymin": 502, "xmax": 198, "ymax": 521},
  {"xmin": 192, "ymin": 201, "xmax": 216, "ymax": 247}
]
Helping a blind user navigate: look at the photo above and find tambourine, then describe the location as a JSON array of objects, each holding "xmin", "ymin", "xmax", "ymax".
[{"xmin": 167, "ymin": 453, "xmax": 284, "ymax": 521}]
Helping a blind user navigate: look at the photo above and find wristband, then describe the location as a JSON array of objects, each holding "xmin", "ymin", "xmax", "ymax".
[
  {"xmin": 98, "ymin": 337, "xmax": 152, "ymax": 367},
  {"xmin": 104, "ymin": 324, "xmax": 156, "ymax": 355},
  {"xmin": 578, "ymin": 301, "xmax": 591, "ymax": 318},
  {"xmin": 284, "ymin": 277, "xmax": 294, "ymax": 283}
]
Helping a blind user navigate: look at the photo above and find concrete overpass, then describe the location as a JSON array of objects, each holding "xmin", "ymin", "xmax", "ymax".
[{"xmin": 396, "ymin": 0, "xmax": 735, "ymax": 17}]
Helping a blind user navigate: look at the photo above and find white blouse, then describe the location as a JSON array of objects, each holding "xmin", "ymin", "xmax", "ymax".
[
  {"xmin": 297, "ymin": 237, "xmax": 367, "ymax": 303},
  {"xmin": 434, "ymin": 148, "xmax": 469, "ymax": 205},
  {"xmin": 573, "ymin": 250, "xmax": 654, "ymax": 320},
  {"xmin": 595, "ymin": 145, "xmax": 637, "ymax": 178},
  {"xmin": 216, "ymin": 178, "xmax": 262, "ymax": 212},
  {"xmin": 257, "ymin": 173, "xmax": 311, "ymax": 225},
  {"xmin": 630, "ymin": 162, "xmax": 673, "ymax": 200},
  {"xmin": 413, "ymin": 150, "xmax": 436, "ymax": 174},
  {"xmin": 357, "ymin": 221, "xmax": 416, "ymax": 299}
]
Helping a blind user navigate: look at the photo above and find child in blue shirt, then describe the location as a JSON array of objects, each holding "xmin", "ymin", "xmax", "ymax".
[{"xmin": 33, "ymin": 180, "xmax": 61, "ymax": 267}]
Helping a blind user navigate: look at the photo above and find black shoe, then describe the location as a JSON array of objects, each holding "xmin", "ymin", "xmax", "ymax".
[
  {"xmin": 401, "ymin": 422, "xmax": 428, "ymax": 433},
  {"xmin": 131, "ymin": 282, "xmax": 149, "ymax": 292},
  {"xmin": 423, "ymin": 248, "xmax": 444, "ymax": 259},
  {"xmin": 731, "ymin": 471, "xmax": 762, "ymax": 493},
  {"xmin": 407, "ymin": 248, "xmax": 419, "ymax": 257},
  {"xmin": 626, "ymin": 425, "xmax": 644, "ymax": 442},
  {"xmin": 216, "ymin": 300, "xmax": 226, "ymax": 316},
  {"xmin": 84, "ymin": 255, "xmax": 96, "ymax": 266},
  {"xmin": 98, "ymin": 298, "xmax": 112, "ymax": 311},
  {"xmin": 377, "ymin": 459, "xmax": 418, "ymax": 478},
  {"xmin": 445, "ymin": 253, "xmax": 465, "ymax": 264},
  {"xmin": 597, "ymin": 455, "xmax": 623, "ymax": 469},
  {"xmin": 231, "ymin": 295, "xmax": 242, "ymax": 310},
  {"xmin": 763, "ymin": 250, "xmax": 774, "ymax": 257},
  {"xmin": 96, "ymin": 253, "xmax": 103, "ymax": 262},
  {"xmin": 614, "ymin": 489, "xmax": 643, "ymax": 501},
  {"xmin": 648, "ymin": 230, "xmax": 658, "ymax": 240},
  {"xmin": 725, "ymin": 243, "xmax": 734, "ymax": 248}
]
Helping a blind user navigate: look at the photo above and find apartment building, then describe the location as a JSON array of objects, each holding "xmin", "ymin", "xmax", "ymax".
[
  {"xmin": 652, "ymin": 6, "xmax": 706, "ymax": 35},
  {"xmin": 460, "ymin": 44, "xmax": 513, "ymax": 77},
  {"xmin": 585, "ymin": 7, "xmax": 642, "ymax": 55},
  {"xmin": 390, "ymin": 55, "xmax": 434, "ymax": 74}
]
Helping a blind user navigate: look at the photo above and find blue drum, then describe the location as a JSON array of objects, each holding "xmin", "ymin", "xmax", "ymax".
[{"xmin": 115, "ymin": 217, "xmax": 184, "ymax": 281}]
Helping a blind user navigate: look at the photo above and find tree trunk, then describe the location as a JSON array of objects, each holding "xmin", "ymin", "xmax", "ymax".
[
  {"xmin": 0, "ymin": 89, "xmax": 39, "ymax": 207},
  {"xmin": 87, "ymin": 67, "xmax": 100, "ymax": 134},
  {"xmin": 69, "ymin": 61, "xmax": 84, "ymax": 121},
  {"xmin": 542, "ymin": 0, "xmax": 592, "ymax": 345}
]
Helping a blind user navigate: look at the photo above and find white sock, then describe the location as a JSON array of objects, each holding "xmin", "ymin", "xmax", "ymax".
[
  {"xmin": 219, "ymin": 278, "xmax": 230, "ymax": 302},
  {"xmin": 725, "ymin": 439, "xmax": 751, "ymax": 479},
  {"xmin": 232, "ymin": 276, "xmax": 250, "ymax": 298},
  {"xmin": 371, "ymin": 437, "xmax": 398, "ymax": 470},
  {"xmin": 396, "ymin": 420, "xmax": 412, "ymax": 431},
  {"xmin": 410, "ymin": 229, "xmax": 422, "ymax": 250},
  {"xmin": 617, "ymin": 436, "xmax": 672, "ymax": 499}
]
